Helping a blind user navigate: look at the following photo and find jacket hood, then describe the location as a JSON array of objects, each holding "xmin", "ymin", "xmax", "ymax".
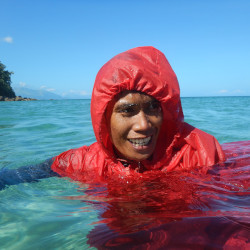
[
  {"xmin": 91, "ymin": 46, "xmax": 184, "ymax": 166},
  {"xmin": 52, "ymin": 46, "xmax": 224, "ymax": 179}
]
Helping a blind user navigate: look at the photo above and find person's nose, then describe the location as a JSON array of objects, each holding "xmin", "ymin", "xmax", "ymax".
[{"xmin": 133, "ymin": 111, "xmax": 151, "ymax": 132}]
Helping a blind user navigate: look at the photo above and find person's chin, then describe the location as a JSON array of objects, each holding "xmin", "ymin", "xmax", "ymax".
[{"xmin": 127, "ymin": 147, "xmax": 154, "ymax": 161}]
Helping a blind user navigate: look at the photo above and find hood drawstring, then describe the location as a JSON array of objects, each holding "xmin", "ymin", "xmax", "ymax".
[
  {"xmin": 136, "ymin": 161, "xmax": 144, "ymax": 173},
  {"xmin": 138, "ymin": 162, "xmax": 141, "ymax": 172},
  {"xmin": 119, "ymin": 159, "xmax": 144, "ymax": 173}
]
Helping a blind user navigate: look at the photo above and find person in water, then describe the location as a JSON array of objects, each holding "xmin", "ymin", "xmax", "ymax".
[{"xmin": 0, "ymin": 46, "xmax": 225, "ymax": 188}]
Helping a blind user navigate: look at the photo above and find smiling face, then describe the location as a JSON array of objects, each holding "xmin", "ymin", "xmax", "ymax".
[{"xmin": 108, "ymin": 91, "xmax": 163, "ymax": 162}]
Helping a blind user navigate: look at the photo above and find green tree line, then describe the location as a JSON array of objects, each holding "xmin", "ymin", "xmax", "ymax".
[{"xmin": 0, "ymin": 61, "xmax": 16, "ymax": 98}]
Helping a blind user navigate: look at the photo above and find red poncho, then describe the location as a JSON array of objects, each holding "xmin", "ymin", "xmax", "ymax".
[{"xmin": 51, "ymin": 46, "xmax": 225, "ymax": 181}]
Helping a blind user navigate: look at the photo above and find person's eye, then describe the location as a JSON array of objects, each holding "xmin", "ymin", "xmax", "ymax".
[
  {"xmin": 120, "ymin": 107, "xmax": 136, "ymax": 116},
  {"xmin": 151, "ymin": 102, "xmax": 160, "ymax": 110},
  {"xmin": 146, "ymin": 101, "xmax": 161, "ymax": 113},
  {"xmin": 124, "ymin": 107, "xmax": 135, "ymax": 113},
  {"xmin": 116, "ymin": 105, "xmax": 137, "ymax": 116}
]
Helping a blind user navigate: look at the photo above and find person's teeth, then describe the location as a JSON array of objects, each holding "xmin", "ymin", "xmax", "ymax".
[{"xmin": 129, "ymin": 137, "xmax": 151, "ymax": 146}]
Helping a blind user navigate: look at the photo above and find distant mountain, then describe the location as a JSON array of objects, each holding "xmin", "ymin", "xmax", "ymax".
[
  {"xmin": 61, "ymin": 92, "xmax": 91, "ymax": 99},
  {"xmin": 13, "ymin": 86, "xmax": 63, "ymax": 100}
]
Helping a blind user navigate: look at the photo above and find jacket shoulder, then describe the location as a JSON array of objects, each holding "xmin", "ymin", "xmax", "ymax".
[
  {"xmin": 182, "ymin": 123, "xmax": 225, "ymax": 167},
  {"xmin": 51, "ymin": 143, "xmax": 107, "ymax": 181}
]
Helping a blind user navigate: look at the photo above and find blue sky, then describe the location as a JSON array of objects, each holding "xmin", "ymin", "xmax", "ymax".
[{"xmin": 1, "ymin": 0, "xmax": 250, "ymax": 97}]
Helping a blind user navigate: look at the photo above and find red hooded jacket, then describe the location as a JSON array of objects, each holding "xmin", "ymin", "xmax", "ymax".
[{"xmin": 51, "ymin": 46, "xmax": 225, "ymax": 181}]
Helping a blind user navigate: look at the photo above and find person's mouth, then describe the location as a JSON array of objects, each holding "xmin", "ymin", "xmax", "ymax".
[{"xmin": 128, "ymin": 136, "xmax": 152, "ymax": 147}]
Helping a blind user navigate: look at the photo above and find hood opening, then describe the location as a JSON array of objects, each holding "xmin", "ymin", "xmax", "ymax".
[{"xmin": 91, "ymin": 46, "xmax": 184, "ymax": 168}]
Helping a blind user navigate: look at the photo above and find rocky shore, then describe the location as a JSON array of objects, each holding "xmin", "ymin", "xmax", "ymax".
[{"xmin": 0, "ymin": 96, "xmax": 37, "ymax": 101}]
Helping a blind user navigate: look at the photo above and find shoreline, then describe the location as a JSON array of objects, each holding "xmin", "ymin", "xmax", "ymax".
[{"xmin": 0, "ymin": 96, "xmax": 37, "ymax": 101}]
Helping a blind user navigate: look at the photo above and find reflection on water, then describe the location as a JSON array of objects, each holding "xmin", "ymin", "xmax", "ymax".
[
  {"xmin": 62, "ymin": 141, "xmax": 250, "ymax": 249},
  {"xmin": 0, "ymin": 98, "xmax": 249, "ymax": 249}
]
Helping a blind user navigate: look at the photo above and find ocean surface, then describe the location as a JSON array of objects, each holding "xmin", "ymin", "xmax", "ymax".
[{"xmin": 0, "ymin": 96, "xmax": 249, "ymax": 249}]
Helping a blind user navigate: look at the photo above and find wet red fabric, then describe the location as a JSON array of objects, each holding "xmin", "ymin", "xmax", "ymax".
[
  {"xmin": 63, "ymin": 141, "xmax": 250, "ymax": 249},
  {"xmin": 51, "ymin": 46, "xmax": 225, "ymax": 180}
]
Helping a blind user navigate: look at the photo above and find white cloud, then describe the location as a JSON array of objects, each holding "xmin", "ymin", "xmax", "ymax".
[
  {"xmin": 2, "ymin": 36, "xmax": 13, "ymax": 43},
  {"xmin": 40, "ymin": 85, "xmax": 56, "ymax": 92},
  {"xmin": 60, "ymin": 89, "xmax": 90, "ymax": 98},
  {"xmin": 46, "ymin": 88, "xmax": 56, "ymax": 92},
  {"xmin": 19, "ymin": 82, "xmax": 27, "ymax": 87},
  {"xmin": 69, "ymin": 89, "xmax": 88, "ymax": 96},
  {"xmin": 219, "ymin": 89, "xmax": 228, "ymax": 93},
  {"xmin": 233, "ymin": 89, "xmax": 242, "ymax": 93},
  {"xmin": 79, "ymin": 90, "xmax": 87, "ymax": 96}
]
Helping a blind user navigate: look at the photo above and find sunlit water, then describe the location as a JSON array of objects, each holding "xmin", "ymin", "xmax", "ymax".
[{"xmin": 0, "ymin": 97, "xmax": 249, "ymax": 249}]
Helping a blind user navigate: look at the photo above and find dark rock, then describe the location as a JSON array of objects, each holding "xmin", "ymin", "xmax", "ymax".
[
  {"xmin": 15, "ymin": 96, "xmax": 23, "ymax": 101},
  {"xmin": 0, "ymin": 96, "xmax": 37, "ymax": 101}
]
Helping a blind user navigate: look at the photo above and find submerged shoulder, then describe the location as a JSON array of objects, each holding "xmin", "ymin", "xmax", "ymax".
[
  {"xmin": 51, "ymin": 142, "xmax": 108, "ymax": 178},
  {"xmin": 180, "ymin": 122, "xmax": 225, "ymax": 166},
  {"xmin": 181, "ymin": 123, "xmax": 218, "ymax": 147},
  {"xmin": 54, "ymin": 142, "xmax": 101, "ymax": 160}
]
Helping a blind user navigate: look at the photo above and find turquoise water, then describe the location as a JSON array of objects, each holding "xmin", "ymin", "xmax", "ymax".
[{"xmin": 0, "ymin": 97, "xmax": 249, "ymax": 249}]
